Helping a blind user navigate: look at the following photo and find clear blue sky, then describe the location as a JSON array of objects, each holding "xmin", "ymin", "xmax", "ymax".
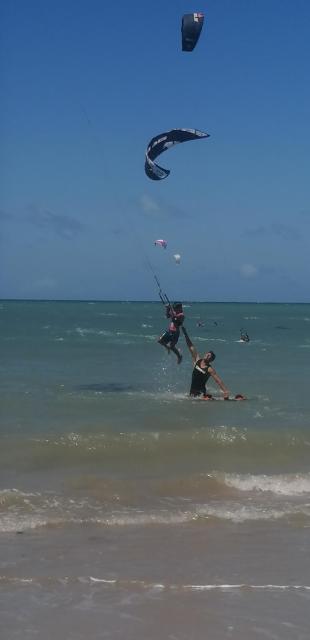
[{"xmin": 1, "ymin": 0, "xmax": 309, "ymax": 301}]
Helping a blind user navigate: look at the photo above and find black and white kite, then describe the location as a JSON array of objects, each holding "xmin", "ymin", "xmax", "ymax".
[
  {"xmin": 181, "ymin": 13, "xmax": 204, "ymax": 52},
  {"xmin": 145, "ymin": 128, "xmax": 210, "ymax": 181}
]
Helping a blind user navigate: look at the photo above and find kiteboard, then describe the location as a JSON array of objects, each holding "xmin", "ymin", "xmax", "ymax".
[{"xmin": 201, "ymin": 394, "xmax": 246, "ymax": 402}]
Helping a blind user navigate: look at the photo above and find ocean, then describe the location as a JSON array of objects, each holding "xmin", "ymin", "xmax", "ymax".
[{"xmin": 1, "ymin": 300, "xmax": 310, "ymax": 639}]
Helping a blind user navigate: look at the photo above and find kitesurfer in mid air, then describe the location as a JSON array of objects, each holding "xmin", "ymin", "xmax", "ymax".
[
  {"xmin": 158, "ymin": 302, "xmax": 184, "ymax": 364},
  {"xmin": 182, "ymin": 326, "xmax": 230, "ymax": 399}
]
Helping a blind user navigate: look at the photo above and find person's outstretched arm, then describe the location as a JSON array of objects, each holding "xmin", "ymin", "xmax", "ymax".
[
  {"xmin": 209, "ymin": 367, "xmax": 230, "ymax": 398},
  {"xmin": 182, "ymin": 326, "xmax": 198, "ymax": 362}
]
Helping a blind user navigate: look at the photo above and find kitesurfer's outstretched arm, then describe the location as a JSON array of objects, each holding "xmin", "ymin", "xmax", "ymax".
[{"xmin": 181, "ymin": 326, "xmax": 199, "ymax": 362}]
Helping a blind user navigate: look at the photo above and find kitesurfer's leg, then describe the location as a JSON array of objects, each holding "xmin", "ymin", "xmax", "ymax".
[
  {"xmin": 170, "ymin": 345, "xmax": 182, "ymax": 364},
  {"xmin": 158, "ymin": 332, "xmax": 172, "ymax": 355},
  {"xmin": 158, "ymin": 333, "xmax": 182, "ymax": 363},
  {"xmin": 158, "ymin": 338, "xmax": 171, "ymax": 354},
  {"xmin": 169, "ymin": 330, "xmax": 182, "ymax": 364}
]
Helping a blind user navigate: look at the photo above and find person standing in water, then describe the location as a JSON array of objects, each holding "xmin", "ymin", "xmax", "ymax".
[{"xmin": 182, "ymin": 325, "xmax": 230, "ymax": 399}]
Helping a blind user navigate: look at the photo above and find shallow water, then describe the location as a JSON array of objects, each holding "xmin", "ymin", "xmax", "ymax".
[{"xmin": 1, "ymin": 301, "xmax": 310, "ymax": 638}]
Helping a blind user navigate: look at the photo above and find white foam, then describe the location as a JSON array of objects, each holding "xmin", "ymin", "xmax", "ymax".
[
  {"xmin": 0, "ymin": 515, "xmax": 49, "ymax": 533},
  {"xmin": 1, "ymin": 489, "xmax": 310, "ymax": 533},
  {"xmin": 103, "ymin": 511, "xmax": 192, "ymax": 527},
  {"xmin": 180, "ymin": 583, "xmax": 310, "ymax": 592},
  {"xmin": 0, "ymin": 488, "xmax": 41, "ymax": 505},
  {"xmin": 194, "ymin": 504, "xmax": 291, "ymax": 523},
  {"xmin": 74, "ymin": 327, "xmax": 113, "ymax": 337},
  {"xmin": 1, "ymin": 575, "xmax": 309, "ymax": 593},
  {"xmin": 89, "ymin": 577, "xmax": 116, "ymax": 584},
  {"xmin": 223, "ymin": 472, "xmax": 310, "ymax": 496}
]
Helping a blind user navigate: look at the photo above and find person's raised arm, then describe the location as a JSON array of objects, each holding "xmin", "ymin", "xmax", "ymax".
[{"xmin": 181, "ymin": 326, "xmax": 198, "ymax": 362}]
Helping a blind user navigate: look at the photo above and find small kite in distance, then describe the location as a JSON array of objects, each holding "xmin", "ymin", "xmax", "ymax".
[
  {"xmin": 173, "ymin": 254, "xmax": 181, "ymax": 264},
  {"xmin": 154, "ymin": 239, "xmax": 167, "ymax": 249}
]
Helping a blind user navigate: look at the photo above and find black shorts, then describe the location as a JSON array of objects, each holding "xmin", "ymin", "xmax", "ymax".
[{"xmin": 159, "ymin": 330, "xmax": 179, "ymax": 347}]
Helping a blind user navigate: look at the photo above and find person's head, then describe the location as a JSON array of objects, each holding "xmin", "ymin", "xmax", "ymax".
[
  {"xmin": 203, "ymin": 350, "xmax": 216, "ymax": 363},
  {"xmin": 173, "ymin": 302, "xmax": 183, "ymax": 313}
]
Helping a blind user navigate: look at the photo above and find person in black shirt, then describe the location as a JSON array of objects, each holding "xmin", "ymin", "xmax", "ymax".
[{"xmin": 182, "ymin": 326, "xmax": 230, "ymax": 399}]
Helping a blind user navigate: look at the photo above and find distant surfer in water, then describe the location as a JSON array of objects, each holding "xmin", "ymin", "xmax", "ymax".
[
  {"xmin": 182, "ymin": 326, "xmax": 230, "ymax": 399},
  {"xmin": 240, "ymin": 328, "xmax": 250, "ymax": 343},
  {"xmin": 158, "ymin": 302, "xmax": 184, "ymax": 364}
]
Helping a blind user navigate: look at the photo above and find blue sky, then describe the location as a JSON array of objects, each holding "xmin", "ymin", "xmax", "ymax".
[{"xmin": 1, "ymin": 0, "xmax": 309, "ymax": 301}]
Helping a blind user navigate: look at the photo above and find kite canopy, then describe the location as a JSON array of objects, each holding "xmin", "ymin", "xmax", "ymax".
[
  {"xmin": 154, "ymin": 239, "xmax": 167, "ymax": 249},
  {"xmin": 145, "ymin": 128, "xmax": 210, "ymax": 181},
  {"xmin": 182, "ymin": 13, "xmax": 204, "ymax": 52}
]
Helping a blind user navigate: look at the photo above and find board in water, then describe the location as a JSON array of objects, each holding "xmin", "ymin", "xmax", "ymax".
[{"xmin": 201, "ymin": 394, "xmax": 246, "ymax": 401}]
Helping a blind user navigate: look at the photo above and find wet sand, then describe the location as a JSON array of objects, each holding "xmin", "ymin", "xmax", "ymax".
[{"xmin": 1, "ymin": 521, "xmax": 310, "ymax": 639}]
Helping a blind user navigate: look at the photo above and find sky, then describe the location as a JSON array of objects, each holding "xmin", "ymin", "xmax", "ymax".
[{"xmin": 1, "ymin": 0, "xmax": 310, "ymax": 302}]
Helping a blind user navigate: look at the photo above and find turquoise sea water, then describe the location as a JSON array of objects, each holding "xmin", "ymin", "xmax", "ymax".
[
  {"xmin": 2, "ymin": 300, "xmax": 310, "ymax": 432},
  {"xmin": 1, "ymin": 300, "xmax": 310, "ymax": 639}
]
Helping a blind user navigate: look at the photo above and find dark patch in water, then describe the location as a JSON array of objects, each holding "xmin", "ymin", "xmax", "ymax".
[
  {"xmin": 76, "ymin": 383, "xmax": 134, "ymax": 393},
  {"xmin": 275, "ymin": 325, "xmax": 291, "ymax": 330}
]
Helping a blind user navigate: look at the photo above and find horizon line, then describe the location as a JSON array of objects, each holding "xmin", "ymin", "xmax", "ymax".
[{"xmin": 1, "ymin": 298, "xmax": 309, "ymax": 305}]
